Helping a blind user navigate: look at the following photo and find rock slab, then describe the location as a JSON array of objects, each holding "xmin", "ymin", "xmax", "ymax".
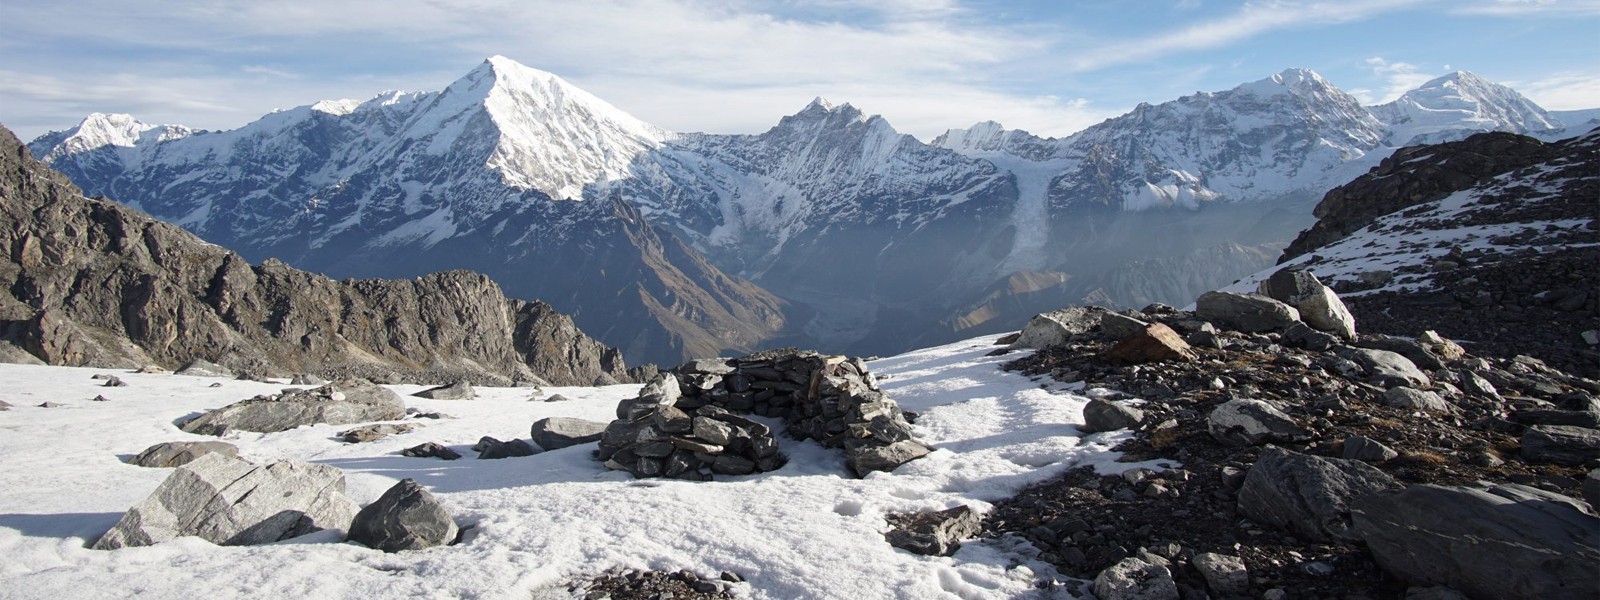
[
  {"xmin": 180, "ymin": 380, "xmax": 405, "ymax": 435},
  {"xmin": 530, "ymin": 417, "xmax": 608, "ymax": 450},
  {"xmin": 884, "ymin": 505, "xmax": 981, "ymax": 556},
  {"xmin": 1353, "ymin": 483, "xmax": 1600, "ymax": 600},
  {"xmin": 1195, "ymin": 291, "xmax": 1301, "ymax": 333},
  {"xmin": 93, "ymin": 453, "xmax": 358, "ymax": 549},
  {"xmin": 1237, "ymin": 448, "xmax": 1403, "ymax": 543},
  {"xmin": 129, "ymin": 441, "xmax": 240, "ymax": 468}
]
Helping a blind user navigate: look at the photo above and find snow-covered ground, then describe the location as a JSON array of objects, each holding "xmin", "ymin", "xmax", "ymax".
[{"xmin": 0, "ymin": 336, "xmax": 1154, "ymax": 599}]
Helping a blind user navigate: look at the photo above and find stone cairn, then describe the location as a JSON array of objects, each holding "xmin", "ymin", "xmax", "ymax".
[{"xmin": 598, "ymin": 349, "xmax": 931, "ymax": 480}]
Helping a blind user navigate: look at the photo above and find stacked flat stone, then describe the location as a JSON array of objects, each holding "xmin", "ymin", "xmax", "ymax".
[{"xmin": 598, "ymin": 349, "xmax": 930, "ymax": 480}]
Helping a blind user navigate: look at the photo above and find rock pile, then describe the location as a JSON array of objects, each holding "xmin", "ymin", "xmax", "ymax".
[
  {"xmin": 988, "ymin": 276, "xmax": 1600, "ymax": 598},
  {"xmin": 598, "ymin": 349, "xmax": 930, "ymax": 479}
]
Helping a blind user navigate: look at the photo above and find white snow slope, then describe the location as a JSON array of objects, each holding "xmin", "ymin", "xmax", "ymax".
[{"xmin": 0, "ymin": 336, "xmax": 1159, "ymax": 599}]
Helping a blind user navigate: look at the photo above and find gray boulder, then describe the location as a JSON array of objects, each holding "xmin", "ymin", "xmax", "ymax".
[
  {"xmin": 1191, "ymin": 553, "xmax": 1249, "ymax": 596},
  {"xmin": 128, "ymin": 441, "xmax": 240, "ymax": 468},
  {"xmin": 1353, "ymin": 483, "xmax": 1599, "ymax": 599},
  {"xmin": 1195, "ymin": 291, "xmax": 1300, "ymax": 333},
  {"xmin": 1238, "ymin": 448, "xmax": 1403, "ymax": 542},
  {"xmin": 1520, "ymin": 425, "xmax": 1600, "ymax": 466},
  {"xmin": 347, "ymin": 478, "xmax": 458, "ymax": 553},
  {"xmin": 1382, "ymin": 387, "xmax": 1453, "ymax": 412},
  {"xmin": 1258, "ymin": 268, "xmax": 1356, "ymax": 339},
  {"xmin": 530, "ymin": 417, "xmax": 608, "ymax": 450},
  {"xmin": 846, "ymin": 440, "xmax": 933, "ymax": 477},
  {"xmin": 1093, "ymin": 557, "xmax": 1179, "ymax": 600},
  {"xmin": 1100, "ymin": 312, "xmax": 1151, "ymax": 341},
  {"xmin": 412, "ymin": 381, "xmax": 475, "ymax": 400},
  {"xmin": 884, "ymin": 505, "xmax": 982, "ymax": 556},
  {"xmin": 1081, "ymin": 399, "xmax": 1145, "ymax": 434},
  {"xmin": 1337, "ymin": 347, "xmax": 1430, "ymax": 388},
  {"xmin": 93, "ymin": 453, "xmax": 358, "ymax": 549},
  {"xmin": 1207, "ymin": 399, "xmax": 1311, "ymax": 446},
  {"xmin": 1342, "ymin": 435, "xmax": 1399, "ymax": 463},
  {"xmin": 1012, "ymin": 306, "xmax": 1108, "ymax": 350},
  {"xmin": 179, "ymin": 380, "xmax": 405, "ymax": 435}
]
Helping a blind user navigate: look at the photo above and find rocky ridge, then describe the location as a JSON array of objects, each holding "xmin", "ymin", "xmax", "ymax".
[
  {"xmin": 0, "ymin": 125, "xmax": 630, "ymax": 385},
  {"xmin": 988, "ymin": 274, "xmax": 1599, "ymax": 599}
]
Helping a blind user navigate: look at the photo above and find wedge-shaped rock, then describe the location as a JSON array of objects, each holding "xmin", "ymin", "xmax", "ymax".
[
  {"xmin": 93, "ymin": 453, "xmax": 357, "ymax": 549},
  {"xmin": 128, "ymin": 441, "xmax": 239, "ymax": 468},
  {"xmin": 1258, "ymin": 268, "xmax": 1355, "ymax": 340},
  {"xmin": 530, "ymin": 417, "xmax": 608, "ymax": 450},
  {"xmin": 180, "ymin": 380, "xmax": 405, "ymax": 435},
  {"xmin": 885, "ymin": 505, "xmax": 981, "ymax": 556},
  {"xmin": 1353, "ymin": 483, "xmax": 1599, "ymax": 600},
  {"xmin": 1207, "ymin": 399, "xmax": 1310, "ymax": 446},
  {"xmin": 347, "ymin": 479, "xmax": 458, "ymax": 553},
  {"xmin": 1104, "ymin": 323, "xmax": 1196, "ymax": 364},
  {"xmin": 412, "ymin": 381, "xmax": 475, "ymax": 400}
]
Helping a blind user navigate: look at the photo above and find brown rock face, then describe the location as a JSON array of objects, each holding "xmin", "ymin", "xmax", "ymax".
[
  {"xmin": 1104, "ymin": 323, "xmax": 1197, "ymax": 364},
  {"xmin": 0, "ymin": 125, "xmax": 627, "ymax": 385}
]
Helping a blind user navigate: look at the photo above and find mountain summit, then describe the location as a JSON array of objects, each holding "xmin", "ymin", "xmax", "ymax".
[{"xmin": 1373, "ymin": 71, "xmax": 1563, "ymax": 145}]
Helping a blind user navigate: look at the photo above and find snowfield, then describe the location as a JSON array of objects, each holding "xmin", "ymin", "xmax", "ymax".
[{"xmin": 0, "ymin": 336, "xmax": 1155, "ymax": 599}]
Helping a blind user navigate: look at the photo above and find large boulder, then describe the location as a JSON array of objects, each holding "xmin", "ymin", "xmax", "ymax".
[
  {"xmin": 179, "ymin": 380, "xmax": 405, "ymax": 435},
  {"xmin": 1099, "ymin": 312, "xmax": 1151, "ymax": 341},
  {"xmin": 1104, "ymin": 324, "xmax": 1197, "ymax": 364},
  {"xmin": 1012, "ymin": 306, "xmax": 1108, "ymax": 350},
  {"xmin": 347, "ymin": 479, "xmax": 458, "ymax": 553},
  {"xmin": 1195, "ymin": 291, "xmax": 1301, "ymax": 333},
  {"xmin": 530, "ymin": 417, "xmax": 609, "ymax": 450},
  {"xmin": 176, "ymin": 359, "xmax": 234, "ymax": 378},
  {"xmin": 1093, "ymin": 557, "xmax": 1179, "ymax": 600},
  {"xmin": 1081, "ymin": 399, "xmax": 1145, "ymax": 434},
  {"xmin": 1382, "ymin": 387, "xmax": 1453, "ymax": 412},
  {"xmin": 1207, "ymin": 399, "xmax": 1311, "ymax": 446},
  {"xmin": 1336, "ymin": 347, "xmax": 1430, "ymax": 388},
  {"xmin": 128, "ymin": 441, "xmax": 239, "ymax": 468},
  {"xmin": 93, "ymin": 453, "xmax": 358, "ymax": 549},
  {"xmin": 1258, "ymin": 268, "xmax": 1356, "ymax": 339},
  {"xmin": 1353, "ymin": 483, "xmax": 1600, "ymax": 599},
  {"xmin": 1238, "ymin": 448, "xmax": 1403, "ymax": 542}
]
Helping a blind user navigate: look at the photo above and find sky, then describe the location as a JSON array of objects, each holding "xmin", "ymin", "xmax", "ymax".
[{"xmin": 1, "ymin": 0, "xmax": 1597, "ymax": 142}]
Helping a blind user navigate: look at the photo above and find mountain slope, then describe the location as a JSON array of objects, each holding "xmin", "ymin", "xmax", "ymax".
[
  {"xmin": 30, "ymin": 59, "xmax": 1597, "ymax": 361},
  {"xmin": 27, "ymin": 58, "xmax": 780, "ymax": 366},
  {"xmin": 1228, "ymin": 128, "xmax": 1600, "ymax": 375},
  {"xmin": 0, "ymin": 124, "xmax": 630, "ymax": 385}
]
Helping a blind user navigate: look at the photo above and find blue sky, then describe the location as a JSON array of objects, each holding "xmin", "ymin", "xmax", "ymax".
[{"xmin": 2, "ymin": 0, "xmax": 1596, "ymax": 141}]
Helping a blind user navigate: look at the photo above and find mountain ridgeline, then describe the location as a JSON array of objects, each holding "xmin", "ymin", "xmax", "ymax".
[
  {"xmin": 28, "ymin": 57, "xmax": 1600, "ymax": 364},
  {"xmin": 0, "ymin": 126, "xmax": 631, "ymax": 385}
]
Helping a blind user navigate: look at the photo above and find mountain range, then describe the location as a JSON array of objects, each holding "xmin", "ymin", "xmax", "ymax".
[{"xmin": 27, "ymin": 56, "xmax": 1598, "ymax": 365}]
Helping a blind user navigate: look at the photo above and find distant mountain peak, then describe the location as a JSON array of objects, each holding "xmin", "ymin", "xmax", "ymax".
[
  {"xmin": 1233, "ymin": 67, "xmax": 1335, "ymax": 98},
  {"xmin": 35, "ymin": 112, "xmax": 192, "ymax": 162},
  {"xmin": 1373, "ymin": 69, "xmax": 1558, "ymax": 145}
]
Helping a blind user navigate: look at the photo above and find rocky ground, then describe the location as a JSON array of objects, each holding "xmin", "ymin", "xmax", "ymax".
[{"xmin": 980, "ymin": 289, "xmax": 1598, "ymax": 599}]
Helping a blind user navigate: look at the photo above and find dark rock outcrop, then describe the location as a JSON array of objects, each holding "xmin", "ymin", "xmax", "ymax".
[
  {"xmin": 1237, "ymin": 448, "xmax": 1404, "ymax": 543},
  {"xmin": 1282, "ymin": 132, "xmax": 1558, "ymax": 262},
  {"xmin": 347, "ymin": 478, "xmax": 458, "ymax": 553},
  {"xmin": 0, "ymin": 125, "xmax": 629, "ymax": 385}
]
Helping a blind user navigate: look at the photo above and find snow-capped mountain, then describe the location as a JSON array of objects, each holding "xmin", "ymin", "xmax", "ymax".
[
  {"xmin": 1372, "ymin": 71, "xmax": 1566, "ymax": 146},
  {"xmin": 29, "ymin": 58, "xmax": 1597, "ymax": 362}
]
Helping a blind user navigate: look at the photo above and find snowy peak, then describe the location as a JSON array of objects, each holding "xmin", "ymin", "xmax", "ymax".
[
  {"xmin": 37, "ymin": 113, "xmax": 192, "ymax": 161},
  {"xmin": 1373, "ymin": 70, "xmax": 1559, "ymax": 145},
  {"xmin": 1232, "ymin": 67, "xmax": 1337, "ymax": 99}
]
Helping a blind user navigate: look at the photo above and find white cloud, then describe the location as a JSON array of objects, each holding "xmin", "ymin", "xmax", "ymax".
[
  {"xmin": 1507, "ymin": 71, "xmax": 1600, "ymax": 110},
  {"xmin": 1063, "ymin": 0, "xmax": 1426, "ymax": 73},
  {"xmin": 1450, "ymin": 0, "xmax": 1600, "ymax": 16},
  {"xmin": 1358, "ymin": 57, "xmax": 1439, "ymax": 104}
]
